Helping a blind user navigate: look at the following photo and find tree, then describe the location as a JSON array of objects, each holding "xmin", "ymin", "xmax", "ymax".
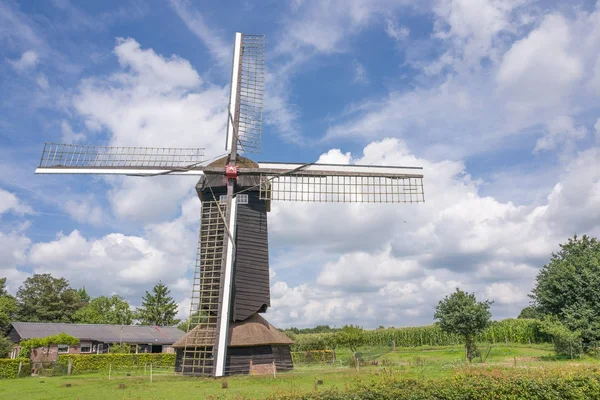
[
  {"xmin": 0, "ymin": 277, "xmax": 8, "ymax": 296},
  {"xmin": 518, "ymin": 305, "xmax": 543, "ymax": 319},
  {"xmin": 77, "ymin": 287, "xmax": 91, "ymax": 304},
  {"xmin": 16, "ymin": 274, "xmax": 84, "ymax": 322},
  {"xmin": 336, "ymin": 325, "xmax": 364, "ymax": 353},
  {"xmin": 137, "ymin": 281, "xmax": 180, "ymax": 326},
  {"xmin": 434, "ymin": 288, "xmax": 492, "ymax": 362},
  {"xmin": 0, "ymin": 278, "xmax": 17, "ymax": 335},
  {"xmin": 530, "ymin": 235, "xmax": 600, "ymax": 347},
  {"xmin": 74, "ymin": 295, "xmax": 134, "ymax": 325}
]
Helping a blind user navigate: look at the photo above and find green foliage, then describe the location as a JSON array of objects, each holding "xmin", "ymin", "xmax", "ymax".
[
  {"xmin": 0, "ymin": 358, "xmax": 30, "ymax": 379},
  {"xmin": 20, "ymin": 332, "xmax": 80, "ymax": 352},
  {"xmin": 136, "ymin": 281, "xmax": 179, "ymax": 326},
  {"xmin": 538, "ymin": 316, "xmax": 583, "ymax": 358},
  {"xmin": 335, "ymin": 325, "xmax": 363, "ymax": 352},
  {"xmin": 57, "ymin": 353, "xmax": 176, "ymax": 373},
  {"xmin": 285, "ymin": 325, "xmax": 338, "ymax": 335},
  {"xmin": 77, "ymin": 287, "xmax": 91, "ymax": 304},
  {"xmin": 270, "ymin": 368, "xmax": 600, "ymax": 400},
  {"xmin": 0, "ymin": 336, "xmax": 13, "ymax": 358},
  {"xmin": 0, "ymin": 278, "xmax": 7, "ymax": 297},
  {"xmin": 0, "ymin": 291, "xmax": 17, "ymax": 335},
  {"xmin": 73, "ymin": 295, "xmax": 134, "ymax": 325},
  {"xmin": 530, "ymin": 235, "xmax": 600, "ymax": 347},
  {"xmin": 291, "ymin": 350, "xmax": 334, "ymax": 364},
  {"xmin": 434, "ymin": 288, "xmax": 492, "ymax": 362},
  {"xmin": 16, "ymin": 274, "xmax": 84, "ymax": 322}
]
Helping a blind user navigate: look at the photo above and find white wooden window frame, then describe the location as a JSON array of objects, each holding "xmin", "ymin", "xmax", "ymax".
[{"xmin": 57, "ymin": 344, "xmax": 69, "ymax": 354}]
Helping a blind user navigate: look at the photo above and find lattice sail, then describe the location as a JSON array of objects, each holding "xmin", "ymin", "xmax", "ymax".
[
  {"xmin": 38, "ymin": 143, "xmax": 205, "ymax": 169},
  {"xmin": 237, "ymin": 34, "xmax": 265, "ymax": 153},
  {"xmin": 259, "ymin": 174, "xmax": 424, "ymax": 203},
  {"xmin": 181, "ymin": 200, "xmax": 226, "ymax": 376}
]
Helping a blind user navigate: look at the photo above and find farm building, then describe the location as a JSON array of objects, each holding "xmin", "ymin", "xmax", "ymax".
[
  {"xmin": 173, "ymin": 313, "xmax": 293, "ymax": 375},
  {"xmin": 8, "ymin": 322, "xmax": 185, "ymax": 361}
]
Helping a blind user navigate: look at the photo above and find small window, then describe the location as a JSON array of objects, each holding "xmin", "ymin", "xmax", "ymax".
[
  {"xmin": 80, "ymin": 342, "xmax": 92, "ymax": 353},
  {"xmin": 219, "ymin": 195, "xmax": 227, "ymax": 204},
  {"xmin": 237, "ymin": 194, "xmax": 248, "ymax": 204},
  {"xmin": 57, "ymin": 344, "xmax": 69, "ymax": 354}
]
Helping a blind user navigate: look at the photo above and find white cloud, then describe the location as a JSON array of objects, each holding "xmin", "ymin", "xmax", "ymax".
[
  {"xmin": 534, "ymin": 115, "xmax": 587, "ymax": 153},
  {"xmin": 352, "ymin": 60, "xmax": 369, "ymax": 84},
  {"xmin": 60, "ymin": 120, "xmax": 85, "ymax": 143},
  {"xmin": 64, "ymin": 196, "xmax": 104, "ymax": 226},
  {"xmin": 7, "ymin": 50, "xmax": 38, "ymax": 72},
  {"xmin": 497, "ymin": 14, "xmax": 582, "ymax": 115},
  {"xmin": 265, "ymin": 138, "xmax": 600, "ymax": 328},
  {"xmin": 36, "ymin": 73, "xmax": 48, "ymax": 89},
  {"xmin": 0, "ymin": 188, "xmax": 33, "ymax": 215},
  {"xmin": 168, "ymin": 0, "xmax": 230, "ymax": 66},
  {"xmin": 595, "ymin": 118, "xmax": 600, "ymax": 142},
  {"xmin": 385, "ymin": 17, "xmax": 409, "ymax": 42}
]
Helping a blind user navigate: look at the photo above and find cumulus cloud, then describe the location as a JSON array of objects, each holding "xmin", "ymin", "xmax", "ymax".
[
  {"xmin": 265, "ymin": 138, "xmax": 600, "ymax": 328},
  {"xmin": 0, "ymin": 188, "xmax": 33, "ymax": 216},
  {"xmin": 69, "ymin": 37, "xmax": 227, "ymax": 223}
]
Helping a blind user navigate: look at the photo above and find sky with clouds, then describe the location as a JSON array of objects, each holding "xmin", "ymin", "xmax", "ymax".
[{"xmin": 1, "ymin": 0, "xmax": 599, "ymax": 329}]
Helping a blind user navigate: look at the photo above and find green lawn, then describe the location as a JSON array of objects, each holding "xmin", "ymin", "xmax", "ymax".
[{"xmin": 1, "ymin": 343, "xmax": 596, "ymax": 400}]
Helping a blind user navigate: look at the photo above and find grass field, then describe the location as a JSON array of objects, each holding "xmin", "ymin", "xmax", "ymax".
[{"xmin": 1, "ymin": 343, "xmax": 598, "ymax": 400}]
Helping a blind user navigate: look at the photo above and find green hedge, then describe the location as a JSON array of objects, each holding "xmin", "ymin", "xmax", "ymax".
[
  {"xmin": 57, "ymin": 353, "xmax": 176, "ymax": 373},
  {"xmin": 292, "ymin": 350, "xmax": 334, "ymax": 364},
  {"xmin": 269, "ymin": 368, "xmax": 600, "ymax": 399},
  {"xmin": 0, "ymin": 358, "xmax": 30, "ymax": 379}
]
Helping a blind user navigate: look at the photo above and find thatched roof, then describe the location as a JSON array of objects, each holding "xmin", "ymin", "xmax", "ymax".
[{"xmin": 172, "ymin": 314, "xmax": 293, "ymax": 348}]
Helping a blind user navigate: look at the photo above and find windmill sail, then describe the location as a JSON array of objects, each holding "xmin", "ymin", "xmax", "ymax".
[
  {"xmin": 226, "ymin": 34, "xmax": 265, "ymax": 154},
  {"xmin": 254, "ymin": 162, "xmax": 425, "ymax": 203},
  {"xmin": 35, "ymin": 143, "xmax": 205, "ymax": 175}
]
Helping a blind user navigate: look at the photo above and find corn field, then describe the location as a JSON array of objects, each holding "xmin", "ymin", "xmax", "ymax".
[{"xmin": 289, "ymin": 319, "xmax": 547, "ymax": 351}]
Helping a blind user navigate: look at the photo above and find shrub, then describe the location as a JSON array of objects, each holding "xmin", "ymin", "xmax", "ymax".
[
  {"xmin": 57, "ymin": 353, "xmax": 176, "ymax": 374},
  {"xmin": 268, "ymin": 367, "xmax": 600, "ymax": 399},
  {"xmin": 538, "ymin": 316, "xmax": 583, "ymax": 358},
  {"xmin": 0, "ymin": 358, "xmax": 30, "ymax": 379}
]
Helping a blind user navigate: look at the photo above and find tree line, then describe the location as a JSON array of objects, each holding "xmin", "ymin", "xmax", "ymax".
[{"xmin": 0, "ymin": 274, "xmax": 181, "ymax": 357}]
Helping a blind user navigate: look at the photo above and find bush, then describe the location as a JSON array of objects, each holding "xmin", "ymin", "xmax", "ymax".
[
  {"xmin": 0, "ymin": 358, "xmax": 30, "ymax": 379},
  {"xmin": 539, "ymin": 316, "xmax": 583, "ymax": 358},
  {"xmin": 57, "ymin": 353, "xmax": 176, "ymax": 374}
]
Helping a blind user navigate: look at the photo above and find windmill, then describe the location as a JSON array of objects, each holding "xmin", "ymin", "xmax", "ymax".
[{"xmin": 35, "ymin": 33, "xmax": 425, "ymax": 376}]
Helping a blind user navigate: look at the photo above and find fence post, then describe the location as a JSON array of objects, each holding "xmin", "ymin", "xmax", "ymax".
[
  {"xmin": 272, "ymin": 360, "xmax": 276, "ymax": 379},
  {"xmin": 109, "ymin": 363, "xmax": 112, "ymax": 380},
  {"xmin": 150, "ymin": 363, "xmax": 153, "ymax": 383},
  {"xmin": 67, "ymin": 359, "xmax": 72, "ymax": 376},
  {"xmin": 18, "ymin": 361, "xmax": 22, "ymax": 377}
]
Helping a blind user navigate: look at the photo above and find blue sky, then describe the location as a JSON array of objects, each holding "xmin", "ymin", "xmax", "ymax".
[{"xmin": 1, "ymin": 0, "xmax": 599, "ymax": 328}]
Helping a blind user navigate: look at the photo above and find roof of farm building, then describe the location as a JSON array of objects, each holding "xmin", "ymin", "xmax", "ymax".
[{"xmin": 10, "ymin": 322, "xmax": 185, "ymax": 345}]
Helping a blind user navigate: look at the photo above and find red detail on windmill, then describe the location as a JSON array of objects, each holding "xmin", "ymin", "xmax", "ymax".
[{"xmin": 225, "ymin": 164, "xmax": 238, "ymax": 179}]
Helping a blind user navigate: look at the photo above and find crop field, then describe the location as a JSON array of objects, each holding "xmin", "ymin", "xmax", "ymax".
[{"xmin": 2, "ymin": 343, "xmax": 600, "ymax": 399}]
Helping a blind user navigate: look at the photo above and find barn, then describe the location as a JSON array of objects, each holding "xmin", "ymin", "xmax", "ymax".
[{"xmin": 173, "ymin": 313, "xmax": 293, "ymax": 375}]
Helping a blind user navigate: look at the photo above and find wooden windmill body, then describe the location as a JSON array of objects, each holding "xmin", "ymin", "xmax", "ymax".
[{"xmin": 35, "ymin": 33, "xmax": 425, "ymax": 376}]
